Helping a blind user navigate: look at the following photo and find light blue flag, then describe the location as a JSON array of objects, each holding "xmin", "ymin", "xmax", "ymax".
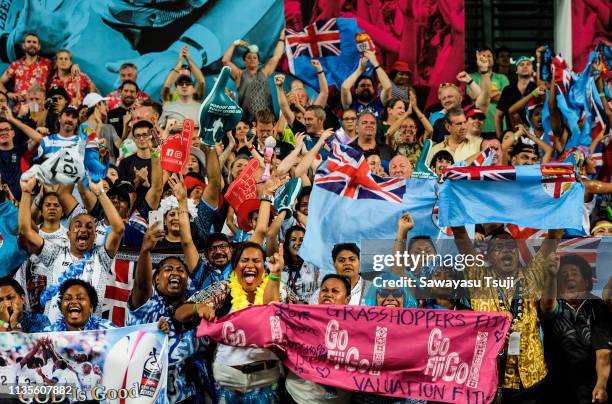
[
  {"xmin": 438, "ymin": 164, "xmax": 584, "ymax": 231},
  {"xmin": 286, "ymin": 18, "xmax": 362, "ymax": 90},
  {"xmin": 0, "ymin": 200, "xmax": 27, "ymax": 276}
]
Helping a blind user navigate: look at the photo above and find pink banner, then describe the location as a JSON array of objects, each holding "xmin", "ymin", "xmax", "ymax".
[
  {"xmin": 198, "ymin": 303, "xmax": 510, "ymax": 403},
  {"xmin": 571, "ymin": 0, "xmax": 610, "ymax": 71},
  {"xmin": 285, "ymin": 0, "xmax": 465, "ymax": 106}
]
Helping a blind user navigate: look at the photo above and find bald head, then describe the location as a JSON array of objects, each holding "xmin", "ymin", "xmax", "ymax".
[{"xmin": 389, "ymin": 155, "xmax": 412, "ymax": 178}]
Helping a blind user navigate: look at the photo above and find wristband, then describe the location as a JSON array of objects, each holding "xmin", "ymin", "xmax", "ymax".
[
  {"xmin": 261, "ymin": 194, "xmax": 274, "ymax": 203},
  {"xmin": 192, "ymin": 303, "xmax": 198, "ymax": 316},
  {"xmin": 317, "ymin": 71, "xmax": 324, "ymax": 75},
  {"xmin": 268, "ymin": 274, "xmax": 281, "ymax": 281},
  {"xmin": 0, "ymin": 320, "xmax": 9, "ymax": 328},
  {"xmin": 171, "ymin": 68, "xmax": 179, "ymax": 73},
  {"xmin": 178, "ymin": 209, "xmax": 189, "ymax": 216},
  {"xmin": 600, "ymin": 92, "xmax": 606, "ymax": 98},
  {"xmin": 374, "ymin": 65, "xmax": 382, "ymax": 71},
  {"xmin": 467, "ymin": 79, "xmax": 474, "ymax": 85},
  {"xmin": 531, "ymin": 90, "xmax": 540, "ymax": 97},
  {"xmin": 94, "ymin": 189, "xmax": 105, "ymax": 198},
  {"xmin": 151, "ymin": 149, "xmax": 160, "ymax": 158}
]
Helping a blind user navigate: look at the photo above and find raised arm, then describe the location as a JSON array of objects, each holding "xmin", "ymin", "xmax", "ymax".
[
  {"xmin": 294, "ymin": 129, "xmax": 334, "ymax": 178},
  {"xmin": 185, "ymin": 48, "xmax": 207, "ymax": 101},
  {"xmin": 390, "ymin": 213, "xmax": 414, "ymax": 276},
  {"xmin": 263, "ymin": 245, "xmax": 284, "ymax": 303},
  {"xmin": 266, "ymin": 211, "xmax": 287, "ymax": 257},
  {"xmin": 168, "ymin": 174, "xmax": 199, "ymax": 274},
  {"xmin": 341, "ymin": 57, "xmax": 368, "ymax": 110},
  {"xmin": 262, "ymin": 30, "xmax": 286, "ymax": 77},
  {"xmin": 311, "ymin": 60, "xmax": 329, "ymax": 106},
  {"xmin": 201, "ymin": 146, "xmax": 222, "ymax": 208},
  {"xmin": 249, "ymin": 176, "xmax": 288, "ymax": 245},
  {"xmin": 365, "ymin": 51, "xmax": 392, "ymax": 104},
  {"xmin": 521, "ymin": 125, "xmax": 553, "ymax": 162},
  {"xmin": 145, "ymin": 149, "xmax": 163, "ymax": 210},
  {"xmin": 222, "ymin": 41, "xmax": 245, "ymax": 82},
  {"xmin": 509, "ymin": 84, "xmax": 546, "ymax": 115},
  {"xmin": 538, "ymin": 252, "xmax": 560, "ymax": 315},
  {"xmin": 161, "ymin": 49, "xmax": 185, "ymax": 102},
  {"xmin": 593, "ymin": 349, "xmax": 611, "ymax": 404},
  {"xmin": 3, "ymin": 105, "xmax": 43, "ymax": 146},
  {"xmin": 276, "ymin": 133, "xmax": 305, "ymax": 176},
  {"xmin": 474, "ymin": 55, "xmax": 492, "ymax": 114},
  {"xmin": 76, "ymin": 181, "xmax": 98, "ymax": 213},
  {"xmin": 131, "ymin": 224, "xmax": 164, "ymax": 310},
  {"xmin": 18, "ymin": 177, "xmax": 44, "ymax": 254},
  {"xmin": 274, "ymin": 74, "xmax": 294, "ymax": 125},
  {"xmin": 90, "ymin": 178, "xmax": 125, "ymax": 258}
]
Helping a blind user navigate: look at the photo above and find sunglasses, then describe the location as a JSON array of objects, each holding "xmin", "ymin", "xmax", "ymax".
[
  {"xmin": 439, "ymin": 82, "xmax": 459, "ymax": 91},
  {"xmin": 377, "ymin": 289, "xmax": 403, "ymax": 298}
]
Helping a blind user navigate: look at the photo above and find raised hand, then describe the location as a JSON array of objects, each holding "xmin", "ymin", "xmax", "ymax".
[
  {"xmin": 310, "ymin": 59, "xmax": 323, "ymax": 73},
  {"xmin": 274, "ymin": 74, "xmax": 285, "ymax": 88},
  {"xmin": 142, "ymin": 222, "xmax": 164, "ymax": 252},
  {"xmin": 397, "ymin": 212, "xmax": 415, "ymax": 232},
  {"xmin": 263, "ymin": 173, "xmax": 289, "ymax": 196},
  {"xmin": 20, "ymin": 177, "xmax": 38, "ymax": 194},
  {"xmin": 456, "ymin": 71, "xmax": 472, "ymax": 84},
  {"xmin": 167, "ymin": 173, "xmax": 187, "ymax": 201},
  {"xmin": 268, "ymin": 243, "xmax": 285, "ymax": 276}
]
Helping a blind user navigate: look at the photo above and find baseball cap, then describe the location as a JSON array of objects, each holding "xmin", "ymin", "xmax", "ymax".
[
  {"xmin": 176, "ymin": 75, "xmax": 194, "ymax": 85},
  {"xmin": 115, "ymin": 180, "xmax": 136, "ymax": 194},
  {"xmin": 61, "ymin": 106, "xmax": 79, "ymax": 117},
  {"xmin": 48, "ymin": 86, "xmax": 70, "ymax": 102},
  {"xmin": 82, "ymin": 93, "xmax": 109, "ymax": 109},
  {"xmin": 466, "ymin": 108, "xmax": 486, "ymax": 120},
  {"xmin": 391, "ymin": 61, "xmax": 411, "ymax": 74}
]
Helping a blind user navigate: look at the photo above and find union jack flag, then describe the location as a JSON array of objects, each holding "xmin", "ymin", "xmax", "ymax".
[
  {"xmin": 286, "ymin": 19, "xmax": 342, "ymax": 59},
  {"xmin": 102, "ymin": 257, "xmax": 135, "ymax": 327},
  {"xmin": 471, "ymin": 147, "xmax": 496, "ymax": 167},
  {"xmin": 552, "ymin": 55, "xmax": 572, "ymax": 95},
  {"xmin": 443, "ymin": 166, "xmax": 517, "ymax": 181},
  {"xmin": 314, "ymin": 142, "xmax": 405, "ymax": 203}
]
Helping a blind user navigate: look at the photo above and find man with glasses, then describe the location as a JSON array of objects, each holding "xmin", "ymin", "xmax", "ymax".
[
  {"xmin": 189, "ymin": 233, "xmax": 233, "ymax": 291},
  {"xmin": 158, "ymin": 75, "xmax": 202, "ymax": 130},
  {"xmin": 107, "ymin": 80, "xmax": 139, "ymax": 137},
  {"xmin": 118, "ymin": 120, "xmax": 154, "ymax": 195},
  {"xmin": 427, "ymin": 108, "xmax": 481, "ymax": 166}
]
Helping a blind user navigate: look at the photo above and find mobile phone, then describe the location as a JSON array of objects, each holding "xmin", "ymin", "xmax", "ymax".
[{"xmin": 148, "ymin": 210, "xmax": 163, "ymax": 230}]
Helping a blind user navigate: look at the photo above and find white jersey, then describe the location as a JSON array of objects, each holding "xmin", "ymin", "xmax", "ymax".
[
  {"xmin": 51, "ymin": 368, "xmax": 80, "ymax": 386},
  {"xmin": 18, "ymin": 366, "xmax": 45, "ymax": 384},
  {"xmin": 0, "ymin": 363, "xmax": 20, "ymax": 386}
]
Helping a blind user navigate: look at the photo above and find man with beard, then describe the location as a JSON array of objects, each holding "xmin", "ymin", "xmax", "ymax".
[
  {"xmin": 452, "ymin": 226, "xmax": 563, "ymax": 404},
  {"xmin": 0, "ymin": 33, "xmax": 52, "ymax": 106},
  {"xmin": 129, "ymin": 216, "xmax": 210, "ymax": 403},
  {"xmin": 18, "ymin": 176, "xmax": 124, "ymax": 322},
  {"xmin": 82, "ymin": 93, "xmax": 121, "ymax": 163},
  {"xmin": 341, "ymin": 51, "xmax": 392, "ymax": 118},
  {"xmin": 106, "ymin": 63, "xmax": 150, "ymax": 110},
  {"xmin": 188, "ymin": 233, "xmax": 233, "ymax": 291},
  {"xmin": 349, "ymin": 111, "xmax": 394, "ymax": 161},
  {"xmin": 540, "ymin": 254, "xmax": 612, "ymax": 404},
  {"xmin": 309, "ymin": 243, "xmax": 370, "ymax": 305},
  {"xmin": 33, "ymin": 106, "xmax": 80, "ymax": 162},
  {"xmin": 496, "ymin": 56, "xmax": 539, "ymax": 135},
  {"xmin": 107, "ymin": 80, "xmax": 138, "ymax": 138}
]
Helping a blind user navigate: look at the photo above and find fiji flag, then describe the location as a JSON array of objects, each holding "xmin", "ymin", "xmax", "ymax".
[
  {"xmin": 438, "ymin": 164, "xmax": 584, "ymax": 231},
  {"xmin": 286, "ymin": 18, "xmax": 361, "ymax": 90},
  {"xmin": 300, "ymin": 142, "xmax": 439, "ymax": 272}
]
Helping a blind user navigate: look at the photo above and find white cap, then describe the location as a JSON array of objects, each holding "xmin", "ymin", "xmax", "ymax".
[{"xmin": 82, "ymin": 93, "xmax": 109, "ymax": 108}]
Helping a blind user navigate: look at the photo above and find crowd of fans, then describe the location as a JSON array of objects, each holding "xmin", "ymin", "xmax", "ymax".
[{"xmin": 0, "ymin": 29, "xmax": 610, "ymax": 404}]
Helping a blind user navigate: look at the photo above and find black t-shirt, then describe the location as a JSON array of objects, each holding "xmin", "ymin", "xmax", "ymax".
[
  {"xmin": 0, "ymin": 143, "xmax": 28, "ymax": 200},
  {"xmin": 496, "ymin": 81, "xmax": 537, "ymax": 128},
  {"xmin": 542, "ymin": 296, "xmax": 612, "ymax": 402},
  {"xmin": 117, "ymin": 154, "xmax": 152, "ymax": 206},
  {"xmin": 107, "ymin": 106, "xmax": 129, "ymax": 137},
  {"xmin": 348, "ymin": 139, "xmax": 394, "ymax": 161}
]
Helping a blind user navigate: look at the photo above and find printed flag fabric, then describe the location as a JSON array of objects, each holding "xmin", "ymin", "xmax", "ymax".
[
  {"xmin": 0, "ymin": 323, "xmax": 168, "ymax": 403},
  {"xmin": 286, "ymin": 18, "xmax": 362, "ymax": 90},
  {"xmin": 198, "ymin": 303, "xmax": 511, "ymax": 404},
  {"xmin": 438, "ymin": 164, "xmax": 584, "ymax": 231},
  {"xmin": 300, "ymin": 142, "xmax": 439, "ymax": 272}
]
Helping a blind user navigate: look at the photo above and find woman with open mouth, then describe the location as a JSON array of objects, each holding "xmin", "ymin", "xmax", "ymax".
[
  {"xmin": 283, "ymin": 274, "xmax": 353, "ymax": 404},
  {"xmin": 175, "ymin": 241, "xmax": 298, "ymax": 403},
  {"xmin": 44, "ymin": 278, "xmax": 114, "ymax": 331}
]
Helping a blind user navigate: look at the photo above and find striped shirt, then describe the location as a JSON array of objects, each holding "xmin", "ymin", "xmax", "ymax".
[{"xmin": 35, "ymin": 134, "xmax": 79, "ymax": 162}]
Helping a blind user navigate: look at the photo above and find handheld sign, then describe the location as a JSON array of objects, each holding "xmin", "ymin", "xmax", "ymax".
[{"xmin": 161, "ymin": 119, "xmax": 194, "ymax": 173}]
